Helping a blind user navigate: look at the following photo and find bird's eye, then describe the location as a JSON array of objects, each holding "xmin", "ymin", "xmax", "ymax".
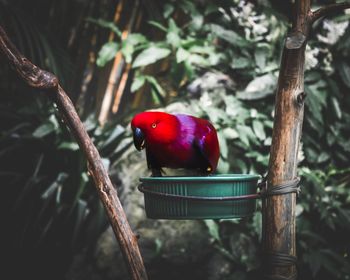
[{"xmin": 151, "ymin": 123, "xmax": 157, "ymax": 129}]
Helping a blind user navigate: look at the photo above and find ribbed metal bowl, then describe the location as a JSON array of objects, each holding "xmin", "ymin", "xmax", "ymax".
[{"xmin": 139, "ymin": 174, "xmax": 261, "ymax": 220}]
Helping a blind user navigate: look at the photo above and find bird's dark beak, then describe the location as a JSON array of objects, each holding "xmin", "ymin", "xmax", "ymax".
[{"xmin": 133, "ymin": 127, "xmax": 145, "ymax": 151}]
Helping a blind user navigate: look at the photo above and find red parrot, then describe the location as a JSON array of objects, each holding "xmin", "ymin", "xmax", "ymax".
[{"xmin": 131, "ymin": 111, "xmax": 220, "ymax": 176}]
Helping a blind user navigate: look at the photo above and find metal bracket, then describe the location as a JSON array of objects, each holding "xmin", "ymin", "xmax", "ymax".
[{"xmin": 138, "ymin": 184, "xmax": 261, "ymax": 201}]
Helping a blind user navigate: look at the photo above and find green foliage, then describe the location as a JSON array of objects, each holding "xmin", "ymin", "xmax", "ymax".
[
  {"xmin": 0, "ymin": 92, "xmax": 130, "ymax": 260},
  {"xmin": 132, "ymin": 46, "xmax": 171, "ymax": 68},
  {"xmin": 96, "ymin": 1, "xmax": 349, "ymax": 279},
  {"xmin": 298, "ymin": 167, "xmax": 350, "ymax": 278},
  {"xmin": 2, "ymin": 0, "xmax": 350, "ymax": 279},
  {"xmin": 87, "ymin": 18, "xmax": 122, "ymax": 37},
  {"xmin": 0, "ymin": 1, "xmax": 73, "ymax": 86},
  {"xmin": 96, "ymin": 41, "xmax": 119, "ymax": 67}
]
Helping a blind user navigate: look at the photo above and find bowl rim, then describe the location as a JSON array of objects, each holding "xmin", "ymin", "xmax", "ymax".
[{"xmin": 140, "ymin": 173, "xmax": 261, "ymax": 182}]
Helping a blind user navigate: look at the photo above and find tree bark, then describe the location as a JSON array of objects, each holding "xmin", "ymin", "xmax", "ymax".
[
  {"xmin": 0, "ymin": 25, "xmax": 148, "ymax": 280},
  {"xmin": 263, "ymin": 1, "xmax": 350, "ymax": 279},
  {"xmin": 263, "ymin": 4, "xmax": 309, "ymax": 279}
]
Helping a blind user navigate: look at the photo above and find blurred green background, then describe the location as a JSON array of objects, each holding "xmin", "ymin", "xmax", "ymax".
[{"xmin": 0, "ymin": 0, "xmax": 350, "ymax": 279}]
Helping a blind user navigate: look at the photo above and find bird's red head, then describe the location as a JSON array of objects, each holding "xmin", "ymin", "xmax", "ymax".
[{"xmin": 131, "ymin": 111, "xmax": 179, "ymax": 151}]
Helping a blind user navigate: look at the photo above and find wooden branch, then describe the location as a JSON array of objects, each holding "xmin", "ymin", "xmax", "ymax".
[
  {"xmin": 310, "ymin": 2, "xmax": 350, "ymax": 23},
  {"xmin": 0, "ymin": 25, "xmax": 148, "ymax": 280},
  {"xmin": 263, "ymin": 2, "xmax": 350, "ymax": 278},
  {"xmin": 262, "ymin": 1, "xmax": 311, "ymax": 279},
  {"xmin": 0, "ymin": 27, "xmax": 58, "ymax": 89}
]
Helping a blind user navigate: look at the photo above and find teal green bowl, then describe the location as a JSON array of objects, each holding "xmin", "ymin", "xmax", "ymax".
[{"xmin": 139, "ymin": 174, "xmax": 261, "ymax": 220}]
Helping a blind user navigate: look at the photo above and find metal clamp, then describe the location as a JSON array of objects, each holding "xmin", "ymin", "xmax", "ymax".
[
  {"xmin": 138, "ymin": 184, "xmax": 261, "ymax": 201},
  {"xmin": 138, "ymin": 176, "xmax": 301, "ymax": 201}
]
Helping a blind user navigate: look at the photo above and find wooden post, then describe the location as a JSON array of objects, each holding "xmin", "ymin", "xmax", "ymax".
[
  {"xmin": 0, "ymin": 26, "xmax": 148, "ymax": 280},
  {"xmin": 263, "ymin": 1, "xmax": 350, "ymax": 279}
]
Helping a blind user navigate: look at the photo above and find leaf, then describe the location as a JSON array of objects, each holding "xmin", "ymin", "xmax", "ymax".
[
  {"xmin": 338, "ymin": 62, "xmax": 350, "ymax": 88},
  {"xmin": 132, "ymin": 46, "xmax": 171, "ymax": 68},
  {"xmin": 210, "ymin": 24, "xmax": 249, "ymax": 48},
  {"xmin": 337, "ymin": 208, "xmax": 350, "ymax": 228},
  {"xmin": 112, "ymin": 137, "xmax": 133, "ymax": 158},
  {"xmin": 303, "ymin": 251, "xmax": 322, "ymax": 276},
  {"xmin": 70, "ymin": 172, "xmax": 89, "ymax": 212},
  {"xmin": 317, "ymin": 152, "xmax": 330, "ymax": 163},
  {"xmin": 151, "ymin": 88, "xmax": 161, "ymax": 104},
  {"xmin": 305, "ymin": 84, "xmax": 325, "ymax": 131},
  {"xmin": 254, "ymin": 45, "xmax": 268, "ymax": 70},
  {"xmin": 155, "ymin": 238, "xmax": 163, "ymax": 255},
  {"xmin": 83, "ymin": 115, "xmax": 98, "ymax": 131},
  {"xmin": 179, "ymin": 1, "xmax": 203, "ymax": 30},
  {"xmin": 231, "ymin": 57, "xmax": 251, "ymax": 69},
  {"xmin": 326, "ymin": 132, "xmax": 336, "ymax": 145},
  {"xmin": 41, "ymin": 173, "xmax": 68, "ymax": 200},
  {"xmin": 205, "ymin": 107, "xmax": 226, "ymax": 123},
  {"xmin": 205, "ymin": 3, "xmax": 219, "ymax": 15},
  {"xmin": 222, "ymin": 127, "xmax": 239, "ymax": 139},
  {"xmin": 217, "ymin": 131, "xmax": 228, "ymax": 159},
  {"xmin": 295, "ymin": 204, "xmax": 304, "ymax": 217},
  {"xmin": 121, "ymin": 34, "xmax": 148, "ymax": 63},
  {"xmin": 167, "ymin": 32, "xmax": 181, "ymax": 48},
  {"xmin": 237, "ymin": 73, "xmax": 277, "ymax": 100},
  {"xmin": 32, "ymin": 122, "xmax": 55, "ymax": 138},
  {"xmin": 184, "ymin": 60, "xmax": 194, "ymax": 80},
  {"xmin": 264, "ymin": 137, "xmax": 272, "ymax": 146},
  {"xmin": 305, "ymin": 71, "xmax": 322, "ymax": 83},
  {"xmin": 101, "ymin": 157, "xmax": 110, "ymax": 170},
  {"xmin": 101, "ymin": 125, "xmax": 125, "ymax": 148},
  {"xmin": 252, "ymin": 212, "xmax": 262, "ymax": 240},
  {"xmin": 190, "ymin": 14, "xmax": 204, "ymax": 31},
  {"xmin": 235, "ymin": 159, "xmax": 248, "ymax": 173},
  {"xmin": 188, "ymin": 54, "xmax": 209, "ymax": 66},
  {"xmin": 217, "ymin": 159, "xmax": 230, "ymax": 173},
  {"xmin": 96, "ymin": 42, "xmax": 119, "ymax": 67},
  {"xmin": 131, "ymin": 75, "xmax": 146, "ymax": 92},
  {"xmin": 145, "ymin": 76, "xmax": 166, "ymax": 97},
  {"xmin": 321, "ymin": 249, "xmax": 349, "ymax": 276},
  {"xmin": 236, "ymin": 125, "xmax": 258, "ymax": 146},
  {"xmin": 87, "ymin": 18, "xmax": 121, "ymax": 36},
  {"xmin": 58, "ymin": 142, "xmax": 80, "ymax": 151},
  {"xmin": 252, "ymin": 120, "xmax": 266, "ymax": 141},
  {"xmin": 179, "ymin": 0, "xmax": 198, "ymax": 16},
  {"xmin": 204, "ymin": 220, "xmax": 220, "ymax": 242},
  {"xmin": 163, "ymin": 3, "xmax": 174, "ymax": 18},
  {"xmin": 246, "ymin": 151, "xmax": 269, "ymax": 165},
  {"xmin": 148, "ymin": 21, "xmax": 167, "ymax": 32},
  {"xmin": 176, "ymin": 48, "xmax": 190, "ymax": 63},
  {"xmin": 236, "ymin": 126, "xmax": 250, "ymax": 146},
  {"xmin": 125, "ymin": 33, "xmax": 147, "ymax": 45},
  {"xmin": 71, "ymin": 199, "xmax": 88, "ymax": 248},
  {"xmin": 331, "ymin": 97, "xmax": 342, "ymax": 119},
  {"xmin": 166, "ymin": 19, "xmax": 181, "ymax": 47}
]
